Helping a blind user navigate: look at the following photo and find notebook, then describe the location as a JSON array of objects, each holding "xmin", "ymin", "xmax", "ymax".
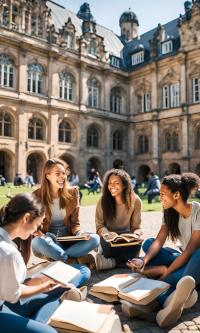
[
  {"xmin": 26, "ymin": 261, "xmax": 80, "ymax": 285},
  {"xmin": 92, "ymin": 273, "xmax": 170, "ymax": 305},
  {"xmin": 105, "ymin": 233, "xmax": 143, "ymax": 247},
  {"xmin": 49, "ymin": 300, "xmax": 116, "ymax": 333}
]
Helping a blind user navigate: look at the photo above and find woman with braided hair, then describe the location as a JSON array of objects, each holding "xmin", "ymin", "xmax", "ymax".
[
  {"xmin": 95, "ymin": 168, "xmax": 142, "ymax": 270},
  {"xmin": 123, "ymin": 173, "xmax": 200, "ymax": 328}
]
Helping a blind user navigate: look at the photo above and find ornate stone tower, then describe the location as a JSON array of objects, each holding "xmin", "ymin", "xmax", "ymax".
[{"xmin": 119, "ymin": 8, "xmax": 139, "ymax": 42}]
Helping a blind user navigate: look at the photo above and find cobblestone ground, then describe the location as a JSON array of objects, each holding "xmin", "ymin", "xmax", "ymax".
[{"xmin": 29, "ymin": 207, "xmax": 200, "ymax": 333}]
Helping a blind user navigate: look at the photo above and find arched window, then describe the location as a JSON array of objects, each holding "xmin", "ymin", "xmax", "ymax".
[
  {"xmin": 113, "ymin": 131, "xmax": 123, "ymax": 150},
  {"xmin": 110, "ymin": 87, "xmax": 122, "ymax": 113},
  {"xmin": 2, "ymin": 6, "xmax": 9, "ymax": 27},
  {"xmin": 59, "ymin": 120, "xmax": 71, "ymax": 143},
  {"xmin": 59, "ymin": 72, "xmax": 73, "ymax": 101},
  {"xmin": 138, "ymin": 136, "xmax": 148, "ymax": 153},
  {"xmin": 87, "ymin": 79, "xmax": 99, "ymax": 108},
  {"xmin": 166, "ymin": 131, "xmax": 178, "ymax": 151},
  {"xmin": 88, "ymin": 45, "xmax": 96, "ymax": 56},
  {"xmin": 0, "ymin": 55, "xmax": 15, "ymax": 88},
  {"xmin": 197, "ymin": 128, "xmax": 200, "ymax": 148},
  {"xmin": 0, "ymin": 112, "xmax": 11, "ymax": 137},
  {"xmin": 87, "ymin": 127, "xmax": 99, "ymax": 148},
  {"xmin": 28, "ymin": 118, "xmax": 43, "ymax": 140},
  {"xmin": 27, "ymin": 64, "xmax": 43, "ymax": 94}
]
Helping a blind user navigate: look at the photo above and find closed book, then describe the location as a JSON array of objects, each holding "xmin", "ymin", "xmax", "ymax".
[
  {"xmin": 56, "ymin": 236, "xmax": 88, "ymax": 242},
  {"xmin": 26, "ymin": 261, "xmax": 80, "ymax": 285},
  {"xmin": 49, "ymin": 300, "xmax": 115, "ymax": 333},
  {"xmin": 89, "ymin": 289, "xmax": 118, "ymax": 303}
]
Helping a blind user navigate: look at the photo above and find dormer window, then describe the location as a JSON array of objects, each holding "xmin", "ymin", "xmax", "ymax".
[
  {"xmin": 162, "ymin": 40, "xmax": 173, "ymax": 54},
  {"xmin": 88, "ymin": 45, "xmax": 96, "ymax": 56},
  {"xmin": 67, "ymin": 35, "xmax": 72, "ymax": 48},
  {"xmin": 132, "ymin": 51, "xmax": 144, "ymax": 66},
  {"xmin": 111, "ymin": 56, "xmax": 120, "ymax": 68}
]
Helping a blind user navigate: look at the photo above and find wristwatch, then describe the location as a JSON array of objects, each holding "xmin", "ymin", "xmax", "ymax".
[{"xmin": 103, "ymin": 232, "xmax": 110, "ymax": 239}]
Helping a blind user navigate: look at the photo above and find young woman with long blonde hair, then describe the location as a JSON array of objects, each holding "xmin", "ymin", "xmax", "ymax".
[{"xmin": 31, "ymin": 158, "xmax": 99, "ymax": 265}]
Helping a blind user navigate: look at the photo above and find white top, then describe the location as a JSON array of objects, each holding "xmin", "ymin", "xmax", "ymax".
[
  {"xmin": 50, "ymin": 198, "xmax": 67, "ymax": 237},
  {"xmin": 0, "ymin": 227, "xmax": 27, "ymax": 307},
  {"xmin": 162, "ymin": 201, "xmax": 200, "ymax": 251}
]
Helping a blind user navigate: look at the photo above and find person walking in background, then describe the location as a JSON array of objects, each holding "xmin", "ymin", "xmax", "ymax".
[
  {"xmin": 14, "ymin": 173, "xmax": 18, "ymax": 187},
  {"xmin": 25, "ymin": 173, "xmax": 31, "ymax": 189},
  {"xmin": 131, "ymin": 174, "xmax": 138, "ymax": 194},
  {"xmin": 144, "ymin": 171, "xmax": 161, "ymax": 204},
  {"xmin": 31, "ymin": 158, "xmax": 99, "ymax": 266},
  {"xmin": 88, "ymin": 172, "xmax": 102, "ymax": 194},
  {"xmin": 29, "ymin": 172, "xmax": 35, "ymax": 187},
  {"xmin": 95, "ymin": 169, "xmax": 142, "ymax": 270}
]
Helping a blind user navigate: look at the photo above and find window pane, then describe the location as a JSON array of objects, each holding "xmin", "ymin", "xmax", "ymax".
[
  {"xmin": 28, "ymin": 126, "xmax": 34, "ymax": 139},
  {"xmin": 87, "ymin": 133, "xmax": 92, "ymax": 147},
  {"xmin": 144, "ymin": 137, "xmax": 148, "ymax": 152},
  {"xmin": 4, "ymin": 123, "xmax": 11, "ymax": 136},
  {"xmin": 69, "ymin": 82, "xmax": 73, "ymax": 100},
  {"xmin": 59, "ymin": 130, "xmax": 64, "ymax": 142},
  {"xmin": 65, "ymin": 131, "xmax": 71, "ymax": 143},
  {"xmin": 0, "ymin": 64, "xmax": 2, "ymax": 86},
  {"xmin": 36, "ymin": 127, "xmax": 43, "ymax": 140},
  {"xmin": 60, "ymin": 80, "xmax": 63, "ymax": 98},
  {"xmin": 38, "ymin": 75, "xmax": 42, "ymax": 94},
  {"xmin": 64, "ymin": 82, "xmax": 67, "ymax": 99},
  {"xmin": 93, "ymin": 136, "xmax": 98, "ymax": 148},
  {"xmin": 198, "ymin": 129, "xmax": 200, "ymax": 148},
  {"xmin": 9, "ymin": 67, "xmax": 13, "ymax": 88},
  {"xmin": 4, "ymin": 65, "xmax": 7, "ymax": 86},
  {"xmin": 0, "ymin": 123, "xmax": 2, "ymax": 136},
  {"xmin": 32, "ymin": 73, "xmax": 36, "ymax": 93}
]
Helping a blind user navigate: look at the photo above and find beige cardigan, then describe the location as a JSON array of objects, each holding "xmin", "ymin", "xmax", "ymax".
[{"xmin": 95, "ymin": 195, "xmax": 142, "ymax": 235}]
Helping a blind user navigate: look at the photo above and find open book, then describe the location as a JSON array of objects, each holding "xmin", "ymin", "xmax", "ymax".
[
  {"xmin": 26, "ymin": 261, "xmax": 80, "ymax": 285},
  {"xmin": 49, "ymin": 300, "xmax": 119, "ymax": 333},
  {"xmin": 56, "ymin": 235, "xmax": 88, "ymax": 242},
  {"xmin": 90, "ymin": 273, "xmax": 170, "ymax": 305},
  {"xmin": 105, "ymin": 233, "xmax": 143, "ymax": 247}
]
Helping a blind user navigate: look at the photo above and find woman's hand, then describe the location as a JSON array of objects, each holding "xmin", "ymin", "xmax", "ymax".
[
  {"xmin": 104, "ymin": 232, "xmax": 118, "ymax": 240},
  {"xmin": 33, "ymin": 229, "xmax": 44, "ymax": 238},
  {"xmin": 80, "ymin": 232, "xmax": 91, "ymax": 240},
  {"xmin": 126, "ymin": 258, "xmax": 145, "ymax": 274},
  {"xmin": 133, "ymin": 229, "xmax": 141, "ymax": 237}
]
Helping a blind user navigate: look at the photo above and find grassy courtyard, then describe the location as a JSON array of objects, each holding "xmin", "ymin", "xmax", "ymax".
[{"xmin": 0, "ymin": 185, "xmax": 199, "ymax": 212}]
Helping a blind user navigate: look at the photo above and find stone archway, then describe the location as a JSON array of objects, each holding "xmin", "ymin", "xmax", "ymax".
[
  {"xmin": 87, "ymin": 157, "xmax": 102, "ymax": 178},
  {"xmin": 195, "ymin": 163, "xmax": 200, "ymax": 177},
  {"xmin": 59, "ymin": 153, "xmax": 76, "ymax": 175},
  {"xmin": 0, "ymin": 150, "xmax": 15, "ymax": 182},
  {"xmin": 169, "ymin": 163, "xmax": 181, "ymax": 175},
  {"xmin": 113, "ymin": 159, "xmax": 124, "ymax": 170},
  {"xmin": 137, "ymin": 165, "xmax": 150, "ymax": 183},
  {"xmin": 27, "ymin": 152, "xmax": 46, "ymax": 184}
]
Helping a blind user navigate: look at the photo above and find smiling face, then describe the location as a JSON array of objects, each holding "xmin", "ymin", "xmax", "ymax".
[
  {"xmin": 19, "ymin": 214, "xmax": 44, "ymax": 240},
  {"xmin": 108, "ymin": 174, "xmax": 126, "ymax": 199},
  {"xmin": 46, "ymin": 164, "xmax": 67, "ymax": 191},
  {"xmin": 159, "ymin": 184, "xmax": 180, "ymax": 210}
]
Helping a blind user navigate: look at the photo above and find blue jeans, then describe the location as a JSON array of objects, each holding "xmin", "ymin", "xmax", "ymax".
[
  {"xmin": 0, "ymin": 264, "xmax": 90, "ymax": 333},
  {"xmin": 32, "ymin": 232, "xmax": 100, "ymax": 262},
  {"xmin": 143, "ymin": 238, "xmax": 200, "ymax": 306}
]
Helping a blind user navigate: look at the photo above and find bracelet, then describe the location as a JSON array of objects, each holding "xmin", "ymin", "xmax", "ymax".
[{"xmin": 103, "ymin": 232, "xmax": 110, "ymax": 239}]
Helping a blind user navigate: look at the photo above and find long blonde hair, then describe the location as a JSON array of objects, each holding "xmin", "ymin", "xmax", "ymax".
[{"xmin": 40, "ymin": 158, "xmax": 73, "ymax": 209}]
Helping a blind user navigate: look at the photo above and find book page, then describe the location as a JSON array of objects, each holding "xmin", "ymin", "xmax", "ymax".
[
  {"xmin": 56, "ymin": 236, "xmax": 88, "ymax": 242},
  {"xmin": 93, "ymin": 273, "xmax": 141, "ymax": 292},
  {"xmin": 42, "ymin": 261, "xmax": 80, "ymax": 285},
  {"xmin": 26, "ymin": 262, "xmax": 50, "ymax": 279},
  {"xmin": 51, "ymin": 301, "xmax": 110, "ymax": 333},
  {"xmin": 121, "ymin": 278, "xmax": 169, "ymax": 301}
]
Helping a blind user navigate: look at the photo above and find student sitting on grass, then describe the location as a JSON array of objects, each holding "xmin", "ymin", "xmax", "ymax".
[
  {"xmin": 32, "ymin": 158, "xmax": 99, "ymax": 267},
  {"xmin": 95, "ymin": 169, "xmax": 142, "ymax": 270},
  {"xmin": 124, "ymin": 173, "xmax": 200, "ymax": 328},
  {"xmin": 0, "ymin": 193, "xmax": 91, "ymax": 333}
]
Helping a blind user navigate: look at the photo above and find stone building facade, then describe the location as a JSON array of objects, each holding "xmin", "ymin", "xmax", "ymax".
[{"xmin": 0, "ymin": 0, "xmax": 200, "ymax": 183}]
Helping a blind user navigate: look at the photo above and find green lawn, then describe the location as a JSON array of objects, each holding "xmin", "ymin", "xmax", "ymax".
[{"xmin": 0, "ymin": 185, "xmax": 199, "ymax": 213}]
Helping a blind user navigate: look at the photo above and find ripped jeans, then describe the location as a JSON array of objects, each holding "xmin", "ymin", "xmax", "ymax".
[{"xmin": 32, "ymin": 232, "xmax": 100, "ymax": 262}]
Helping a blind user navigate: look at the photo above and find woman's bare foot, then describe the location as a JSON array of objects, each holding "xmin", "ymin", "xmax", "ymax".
[
  {"xmin": 65, "ymin": 257, "xmax": 79, "ymax": 265},
  {"xmin": 142, "ymin": 265, "xmax": 168, "ymax": 278}
]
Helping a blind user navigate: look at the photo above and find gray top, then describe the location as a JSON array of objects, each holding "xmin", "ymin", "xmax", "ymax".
[
  {"xmin": 50, "ymin": 198, "xmax": 68, "ymax": 237},
  {"xmin": 162, "ymin": 201, "xmax": 200, "ymax": 251}
]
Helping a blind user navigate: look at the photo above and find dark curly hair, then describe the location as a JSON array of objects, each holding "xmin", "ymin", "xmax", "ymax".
[
  {"xmin": 101, "ymin": 169, "xmax": 136, "ymax": 222},
  {"xmin": 162, "ymin": 173, "xmax": 200, "ymax": 242}
]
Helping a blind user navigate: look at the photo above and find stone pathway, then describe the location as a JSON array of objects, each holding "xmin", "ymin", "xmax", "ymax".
[{"xmin": 29, "ymin": 206, "xmax": 200, "ymax": 333}]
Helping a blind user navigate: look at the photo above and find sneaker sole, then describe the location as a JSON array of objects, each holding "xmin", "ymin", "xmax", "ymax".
[
  {"xmin": 156, "ymin": 276, "xmax": 195, "ymax": 328},
  {"xmin": 95, "ymin": 253, "xmax": 103, "ymax": 270}
]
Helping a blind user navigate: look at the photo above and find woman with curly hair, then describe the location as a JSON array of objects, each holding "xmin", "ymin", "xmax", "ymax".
[
  {"xmin": 95, "ymin": 169, "xmax": 142, "ymax": 270},
  {"xmin": 123, "ymin": 173, "xmax": 200, "ymax": 328}
]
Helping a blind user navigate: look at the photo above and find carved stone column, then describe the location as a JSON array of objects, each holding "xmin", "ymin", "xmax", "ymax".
[
  {"xmin": 21, "ymin": 5, "xmax": 26, "ymax": 33},
  {"xmin": 178, "ymin": 54, "xmax": 186, "ymax": 105},
  {"xmin": 8, "ymin": 0, "xmax": 13, "ymax": 29},
  {"xmin": 150, "ymin": 62, "xmax": 158, "ymax": 110},
  {"xmin": 152, "ymin": 119, "xmax": 159, "ymax": 175},
  {"xmin": 42, "ymin": 8, "xmax": 47, "ymax": 39},
  {"xmin": 28, "ymin": 9, "xmax": 31, "ymax": 35}
]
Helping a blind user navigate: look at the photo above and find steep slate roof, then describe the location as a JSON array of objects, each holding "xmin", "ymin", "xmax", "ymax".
[
  {"xmin": 47, "ymin": 1, "xmax": 180, "ymax": 72},
  {"xmin": 46, "ymin": 0, "xmax": 124, "ymax": 58}
]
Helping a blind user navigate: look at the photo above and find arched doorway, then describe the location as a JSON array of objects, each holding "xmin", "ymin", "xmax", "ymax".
[
  {"xmin": 87, "ymin": 157, "xmax": 101, "ymax": 177},
  {"xmin": 113, "ymin": 159, "xmax": 124, "ymax": 169},
  {"xmin": 0, "ymin": 150, "xmax": 15, "ymax": 182},
  {"xmin": 137, "ymin": 165, "xmax": 150, "ymax": 183},
  {"xmin": 195, "ymin": 163, "xmax": 200, "ymax": 176},
  {"xmin": 27, "ymin": 152, "xmax": 46, "ymax": 184},
  {"xmin": 59, "ymin": 154, "xmax": 76, "ymax": 176},
  {"xmin": 169, "ymin": 163, "xmax": 181, "ymax": 175}
]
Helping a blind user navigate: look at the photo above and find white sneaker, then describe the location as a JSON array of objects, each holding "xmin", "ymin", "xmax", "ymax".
[
  {"xmin": 95, "ymin": 253, "xmax": 116, "ymax": 270},
  {"xmin": 163, "ymin": 288, "xmax": 198, "ymax": 309},
  {"xmin": 156, "ymin": 276, "xmax": 195, "ymax": 328}
]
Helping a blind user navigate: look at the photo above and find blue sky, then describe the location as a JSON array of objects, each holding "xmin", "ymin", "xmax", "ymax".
[{"xmin": 55, "ymin": 0, "xmax": 186, "ymax": 35}]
